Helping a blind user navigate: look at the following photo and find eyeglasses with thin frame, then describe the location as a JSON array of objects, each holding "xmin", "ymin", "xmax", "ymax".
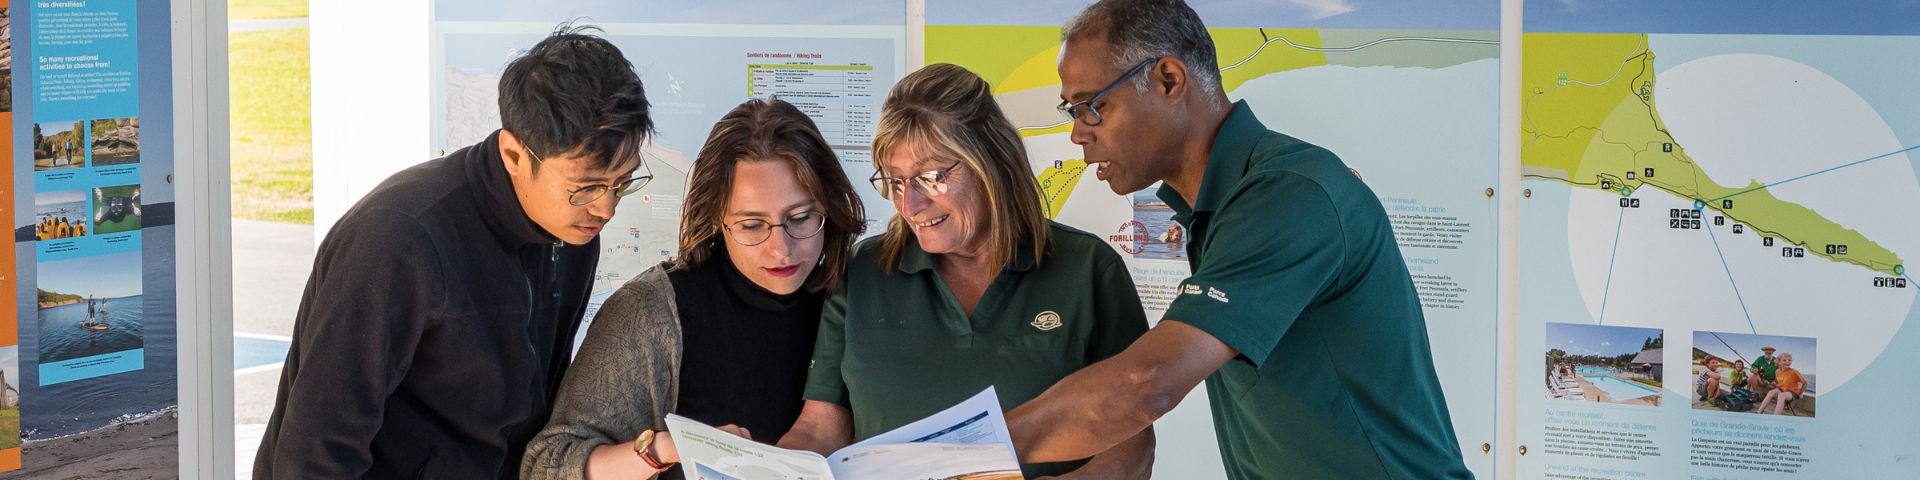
[
  {"xmin": 1056, "ymin": 58, "xmax": 1159, "ymax": 127},
  {"xmin": 868, "ymin": 161, "xmax": 964, "ymax": 200},
  {"xmin": 722, "ymin": 209, "xmax": 828, "ymax": 246},
  {"xmin": 526, "ymin": 146, "xmax": 655, "ymax": 206}
]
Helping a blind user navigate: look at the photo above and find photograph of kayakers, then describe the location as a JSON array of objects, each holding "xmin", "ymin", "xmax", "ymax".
[
  {"xmin": 91, "ymin": 185, "xmax": 142, "ymax": 235},
  {"xmin": 31, "ymin": 190, "xmax": 89, "ymax": 241},
  {"xmin": 1693, "ymin": 331, "xmax": 1817, "ymax": 417},
  {"xmin": 35, "ymin": 252, "xmax": 144, "ymax": 366},
  {"xmin": 1545, "ymin": 322, "xmax": 1665, "ymax": 407}
]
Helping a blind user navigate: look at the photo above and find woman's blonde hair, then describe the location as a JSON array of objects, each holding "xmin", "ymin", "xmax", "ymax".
[{"xmin": 871, "ymin": 63, "xmax": 1049, "ymax": 272}]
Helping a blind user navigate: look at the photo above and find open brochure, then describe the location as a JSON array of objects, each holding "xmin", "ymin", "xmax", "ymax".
[{"xmin": 664, "ymin": 387, "xmax": 1024, "ymax": 480}]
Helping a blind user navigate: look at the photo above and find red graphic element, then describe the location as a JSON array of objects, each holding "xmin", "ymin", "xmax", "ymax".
[{"xmin": 1110, "ymin": 220, "xmax": 1149, "ymax": 255}]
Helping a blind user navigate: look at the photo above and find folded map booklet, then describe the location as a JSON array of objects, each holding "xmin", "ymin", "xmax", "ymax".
[{"xmin": 665, "ymin": 387, "xmax": 1025, "ymax": 480}]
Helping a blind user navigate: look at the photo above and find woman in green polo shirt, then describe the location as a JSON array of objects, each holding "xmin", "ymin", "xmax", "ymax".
[{"xmin": 775, "ymin": 64, "xmax": 1155, "ymax": 478}]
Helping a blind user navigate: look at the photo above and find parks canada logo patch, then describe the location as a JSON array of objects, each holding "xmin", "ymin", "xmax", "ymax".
[{"xmin": 1031, "ymin": 311, "xmax": 1063, "ymax": 331}]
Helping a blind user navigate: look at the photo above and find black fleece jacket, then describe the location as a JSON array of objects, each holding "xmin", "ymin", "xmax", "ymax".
[{"xmin": 255, "ymin": 131, "xmax": 598, "ymax": 479}]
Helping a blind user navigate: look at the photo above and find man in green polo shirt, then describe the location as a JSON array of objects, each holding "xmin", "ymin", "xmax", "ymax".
[
  {"xmin": 1747, "ymin": 345, "xmax": 1779, "ymax": 390},
  {"xmin": 1005, "ymin": 1, "xmax": 1472, "ymax": 478}
]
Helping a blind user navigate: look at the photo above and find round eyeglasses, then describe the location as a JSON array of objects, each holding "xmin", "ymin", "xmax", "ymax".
[{"xmin": 723, "ymin": 210, "xmax": 828, "ymax": 246}]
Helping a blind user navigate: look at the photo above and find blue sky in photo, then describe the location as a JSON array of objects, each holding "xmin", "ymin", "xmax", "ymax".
[
  {"xmin": 38, "ymin": 252, "xmax": 143, "ymax": 299},
  {"xmin": 35, "ymin": 190, "xmax": 85, "ymax": 206},
  {"xmin": 1546, "ymin": 322, "xmax": 1663, "ymax": 358},
  {"xmin": 1525, "ymin": 0, "xmax": 1920, "ymax": 35},
  {"xmin": 1694, "ymin": 331, "xmax": 1818, "ymax": 372}
]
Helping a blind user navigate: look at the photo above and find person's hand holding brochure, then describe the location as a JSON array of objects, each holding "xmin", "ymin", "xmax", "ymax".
[{"xmin": 665, "ymin": 387, "xmax": 1024, "ymax": 480}]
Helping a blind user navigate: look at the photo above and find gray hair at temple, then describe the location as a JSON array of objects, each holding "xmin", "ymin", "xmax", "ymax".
[{"xmin": 1062, "ymin": 0, "xmax": 1224, "ymax": 111}]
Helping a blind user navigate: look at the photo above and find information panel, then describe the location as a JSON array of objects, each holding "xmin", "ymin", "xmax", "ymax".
[
  {"xmin": 1519, "ymin": 1, "xmax": 1920, "ymax": 478},
  {"xmin": 5, "ymin": 0, "xmax": 179, "ymax": 476},
  {"xmin": 927, "ymin": 1, "xmax": 1502, "ymax": 478}
]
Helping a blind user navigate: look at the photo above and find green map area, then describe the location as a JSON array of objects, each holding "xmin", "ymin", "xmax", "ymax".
[{"xmin": 1521, "ymin": 33, "xmax": 1903, "ymax": 275}]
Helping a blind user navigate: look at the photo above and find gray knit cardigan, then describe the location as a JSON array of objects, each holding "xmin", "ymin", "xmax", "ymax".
[{"xmin": 521, "ymin": 264, "xmax": 682, "ymax": 480}]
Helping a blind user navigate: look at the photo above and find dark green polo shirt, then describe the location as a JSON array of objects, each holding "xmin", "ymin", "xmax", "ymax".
[
  {"xmin": 1158, "ymin": 101, "xmax": 1470, "ymax": 479},
  {"xmin": 804, "ymin": 221, "xmax": 1148, "ymax": 477}
]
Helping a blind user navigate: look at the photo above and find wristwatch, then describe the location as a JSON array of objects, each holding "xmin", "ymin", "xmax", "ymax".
[{"xmin": 633, "ymin": 429, "xmax": 673, "ymax": 470}]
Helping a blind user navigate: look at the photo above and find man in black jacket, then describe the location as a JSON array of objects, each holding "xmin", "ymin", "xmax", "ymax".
[{"xmin": 254, "ymin": 26, "xmax": 653, "ymax": 479}]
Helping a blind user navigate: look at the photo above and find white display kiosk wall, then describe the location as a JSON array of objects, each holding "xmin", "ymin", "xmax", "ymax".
[{"xmin": 309, "ymin": 1, "xmax": 1920, "ymax": 479}]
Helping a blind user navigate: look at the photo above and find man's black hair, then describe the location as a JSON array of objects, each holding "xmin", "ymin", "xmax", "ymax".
[{"xmin": 497, "ymin": 22, "xmax": 652, "ymax": 175}]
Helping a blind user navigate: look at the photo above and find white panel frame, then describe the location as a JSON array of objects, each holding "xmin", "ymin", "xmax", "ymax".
[{"xmin": 173, "ymin": 0, "xmax": 233, "ymax": 477}]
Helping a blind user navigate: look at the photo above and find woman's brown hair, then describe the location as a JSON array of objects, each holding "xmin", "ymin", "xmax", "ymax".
[{"xmin": 676, "ymin": 98, "xmax": 865, "ymax": 291}]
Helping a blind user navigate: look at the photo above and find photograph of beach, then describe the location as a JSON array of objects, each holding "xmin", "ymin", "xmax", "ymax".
[
  {"xmin": 1545, "ymin": 322, "xmax": 1665, "ymax": 407},
  {"xmin": 31, "ymin": 121, "xmax": 84, "ymax": 172},
  {"xmin": 1130, "ymin": 187, "xmax": 1186, "ymax": 262},
  {"xmin": 90, "ymin": 185, "xmax": 141, "ymax": 235},
  {"xmin": 1692, "ymin": 331, "xmax": 1816, "ymax": 417},
  {"xmin": 31, "ymin": 190, "xmax": 88, "ymax": 241},
  {"xmin": 35, "ymin": 252, "xmax": 144, "ymax": 367},
  {"xmin": 87, "ymin": 117, "xmax": 139, "ymax": 166}
]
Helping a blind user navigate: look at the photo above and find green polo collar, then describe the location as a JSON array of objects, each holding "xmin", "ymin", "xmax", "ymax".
[
  {"xmin": 895, "ymin": 234, "xmax": 1040, "ymax": 275},
  {"xmin": 1157, "ymin": 100, "xmax": 1265, "ymax": 223}
]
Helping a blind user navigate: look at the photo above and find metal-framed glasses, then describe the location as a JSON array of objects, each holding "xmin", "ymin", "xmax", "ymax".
[
  {"xmin": 528, "ymin": 147, "xmax": 655, "ymax": 206},
  {"xmin": 1056, "ymin": 58, "xmax": 1158, "ymax": 127},
  {"xmin": 868, "ymin": 161, "xmax": 964, "ymax": 200},
  {"xmin": 723, "ymin": 210, "xmax": 828, "ymax": 246}
]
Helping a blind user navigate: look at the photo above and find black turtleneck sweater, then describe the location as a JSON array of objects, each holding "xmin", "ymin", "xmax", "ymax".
[
  {"xmin": 669, "ymin": 248, "xmax": 824, "ymax": 443},
  {"xmin": 255, "ymin": 131, "xmax": 598, "ymax": 480}
]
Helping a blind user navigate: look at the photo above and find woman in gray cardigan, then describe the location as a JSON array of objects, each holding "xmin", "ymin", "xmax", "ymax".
[{"xmin": 521, "ymin": 99, "xmax": 865, "ymax": 480}]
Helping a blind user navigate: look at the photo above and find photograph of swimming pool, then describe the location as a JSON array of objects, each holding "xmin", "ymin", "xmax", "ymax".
[
  {"xmin": 1583, "ymin": 374, "xmax": 1659, "ymax": 401},
  {"xmin": 1546, "ymin": 322, "xmax": 1666, "ymax": 407}
]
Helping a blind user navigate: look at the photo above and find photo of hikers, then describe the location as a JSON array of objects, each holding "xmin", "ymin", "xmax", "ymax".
[
  {"xmin": 1545, "ymin": 322, "xmax": 1665, "ymax": 407},
  {"xmin": 33, "ymin": 190, "xmax": 89, "ymax": 240},
  {"xmin": 36, "ymin": 252, "xmax": 144, "ymax": 366},
  {"xmin": 91, "ymin": 185, "xmax": 142, "ymax": 234},
  {"xmin": 1693, "ymin": 331, "xmax": 1816, "ymax": 417},
  {"xmin": 1130, "ymin": 186, "xmax": 1186, "ymax": 261},
  {"xmin": 89, "ymin": 117, "xmax": 139, "ymax": 166},
  {"xmin": 33, "ymin": 120, "xmax": 85, "ymax": 171}
]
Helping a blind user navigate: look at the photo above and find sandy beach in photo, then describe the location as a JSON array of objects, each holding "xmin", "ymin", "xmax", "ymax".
[{"xmin": 11, "ymin": 408, "xmax": 176, "ymax": 479}]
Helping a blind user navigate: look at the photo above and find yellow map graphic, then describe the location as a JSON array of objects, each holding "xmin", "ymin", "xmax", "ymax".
[
  {"xmin": 1522, "ymin": 33, "xmax": 1903, "ymax": 275},
  {"xmin": 929, "ymin": 26, "xmax": 1329, "ymax": 216}
]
